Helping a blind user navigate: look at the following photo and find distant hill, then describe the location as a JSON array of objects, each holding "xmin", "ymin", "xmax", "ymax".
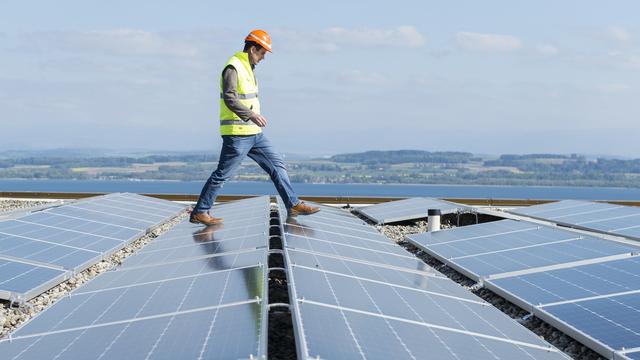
[{"xmin": 329, "ymin": 150, "xmax": 475, "ymax": 164}]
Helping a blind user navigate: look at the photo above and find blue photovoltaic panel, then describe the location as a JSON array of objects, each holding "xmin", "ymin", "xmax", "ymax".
[
  {"xmin": 355, "ymin": 197, "xmax": 468, "ymax": 224},
  {"xmin": 452, "ymin": 237, "xmax": 636, "ymax": 279},
  {"xmin": 0, "ymin": 258, "xmax": 67, "ymax": 301},
  {"xmin": 624, "ymin": 351, "xmax": 640, "ymax": 360},
  {"xmin": 483, "ymin": 254, "xmax": 640, "ymax": 358},
  {"xmin": 512, "ymin": 200, "xmax": 601, "ymax": 217},
  {"xmin": 0, "ymin": 303, "xmax": 263, "ymax": 360},
  {"xmin": 0, "ymin": 231, "xmax": 99, "ymax": 271},
  {"xmin": 410, "ymin": 219, "xmax": 539, "ymax": 246},
  {"xmin": 277, "ymin": 197, "xmax": 568, "ymax": 360},
  {"xmin": 407, "ymin": 219, "xmax": 639, "ymax": 281},
  {"xmin": 0, "ymin": 196, "xmax": 270, "ymax": 359},
  {"xmin": 0, "ymin": 193, "xmax": 184, "ymax": 301},
  {"xmin": 302, "ymin": 302, "xmax": 567, "ymax": 360},
  {"xmin": 122, "ymin": 197, "xmax": 269, "ymax": 268},
  {"xmin": 510, "ymin": 200, "xmax": 640, "ymax": 240},
  {"xmin": 487, "ymin": 256, "xmax": 640, "ymax": 307},
  {"xmin": 278, "ymin": 201, "xmax": 429, "ymax": 273},
  {"xmin": 0, "ymin": 221, "xmax": 124, "ymax": 253},
  {"xmin": 17, "ymin": 212, "xmax": 142, "ymax": 241},
  {"xmin": 543, "ymin": 293, "xmax": 640, "ymax": 353},
  {"xmin": 286, "ymin": 249, "xmax": 472, "ymax": 300}
]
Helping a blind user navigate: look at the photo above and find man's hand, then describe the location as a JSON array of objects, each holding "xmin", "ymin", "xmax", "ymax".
[{"xmin": 249, "ymin": 113, "xmax": 268, "ymax": 127}]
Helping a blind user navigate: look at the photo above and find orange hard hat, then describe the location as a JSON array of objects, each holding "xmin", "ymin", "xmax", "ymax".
[{"xmin": 245, "ymin": 29, "xmax": 272, "ymax": 52}]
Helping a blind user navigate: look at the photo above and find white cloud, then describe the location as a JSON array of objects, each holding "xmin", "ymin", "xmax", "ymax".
[
  {"xmin": 607, "ymin": 51, "xmax": 640, "ymax": 69},
  {"xmin": 455, "ymin": 32, "xmax": 522, "ymax": 51},
  {"xmin": 595, "ymin": 83, "xmax": 631, "ymax": 94},
  {"xmin": 606, "ymin": 26, "xmax": 632, "ymax": 43},
  {"xmin": 335, "ymin": 70, "xmax": 388, "ymax": 85},
  {"xmin": 20, "ymin": 29, "xmax": 202, "ymax": 57},
  {"xmin": 535, "ymin": 43, "xmax": 559, "ymax": 56},
  {"xmin": 275, "ymin": 26, "xmax": 426, "ymax": 52}
]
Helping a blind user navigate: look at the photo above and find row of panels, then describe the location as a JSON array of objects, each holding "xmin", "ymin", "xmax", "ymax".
[
  {"xmin": 0, "ymin": 193, "xmax": 185, "ymax": 302},
  {"xmin": 278, "ymin": 198, "xmax": 569, "ymax": 360},
  {"xmin": 407, "ymin": 218, "xmax": 640, "ymax": 359},
  {"xmin": 510, "ymin": 199, "xmax": 640, "ymax": 240},
  {"xmin": 354, "ymin": 197, "xmax": 469, "ymax": 224},
  {"xmin": 0, "ymin": 196, "xmax": 271, "ymax": 359}
]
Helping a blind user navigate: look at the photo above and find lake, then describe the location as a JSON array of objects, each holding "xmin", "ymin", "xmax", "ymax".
[{"xmin": 1, "ymin": 179, "xmax": 640, "ymax": 200}]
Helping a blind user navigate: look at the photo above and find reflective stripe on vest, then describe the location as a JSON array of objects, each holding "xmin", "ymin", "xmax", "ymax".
[
  {"xmin": 219, "ymin": 52, "xmax": 262, "ymax": 136},
  {"xmin": 220, "ymin": 93, "xmax": 258, "ymax": 99}
]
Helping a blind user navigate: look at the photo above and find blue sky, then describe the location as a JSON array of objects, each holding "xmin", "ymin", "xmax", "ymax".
[{"xmin": 1, "ymin": 1, "xmax": 639, "ymax": 156}]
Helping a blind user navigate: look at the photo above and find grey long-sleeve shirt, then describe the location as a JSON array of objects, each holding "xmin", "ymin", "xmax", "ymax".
[{"xmin": 221, "ymin": 64, "xmax": 256, "ymax": 121}]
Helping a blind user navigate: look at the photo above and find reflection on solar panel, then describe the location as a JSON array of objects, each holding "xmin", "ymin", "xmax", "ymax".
[
  {"xmin": 509, "ymin": 200, "xmax": 640, "ymax": 240},
  {"xmin": 277, "ymin": 198, "xmax": 568, "ymax": 359},
  {"xmin": 0, "ymin": 196, "xmax": 270, "ymax": 359},
  {"xmin": 0, "ymin": 193, "xmax": 185, "ymax": 302},
  {"xmin": 484, "ymin": 255, "xmax": 640, "ymax": 359},
  {"xmin": 354, "ymin": 197, "xmax": 468, "ymax": 224},
  {"xmin": 406, "ymin": 219, "xmax": 639, "ymax": 282}
]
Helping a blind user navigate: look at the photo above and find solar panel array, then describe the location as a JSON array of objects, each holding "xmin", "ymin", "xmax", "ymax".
[
  {"xmin": 509, "ymin": 199, "xmax": 640, "ymax": 240},
  {"xmin": 407, "ymin": 218, "xmax": 640, "ymax": 359},
  {"xmin": 277, "ymin": 198, "xmax": 568, "ymax": 359},
  {"xmin": 0, "ymin": 196, "xmax": 270, "ymax": 360},
  {"xmin": 0, "ymin": 193, "xmax": 184, "ymax": 302},
  {"xmin": 406, "ymin": 219, "xmax": 639, "ymax": 282},
  {"xmin": 354, "ymin": 197, "xmax": 468, "ymax": 224},
  {"xmin": 485, "ymin": 255, "xmax": 640, "ymax": 359}
]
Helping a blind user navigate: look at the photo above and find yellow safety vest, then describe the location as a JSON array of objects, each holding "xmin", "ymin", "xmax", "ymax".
[{"xmin": 219, "ymin": 51, "xmax": 262, "ymax": 136}]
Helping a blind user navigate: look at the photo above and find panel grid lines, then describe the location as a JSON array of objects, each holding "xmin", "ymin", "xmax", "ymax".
[
  {"xmin": 0, "ymin": 195, "xmax": 270, "ymax": 359},
  {"xmin": 0, "ymin": 193, "xmax": 184, "ymax": 301},
  {"xmin": 1, "ymin": 299, "xmax": 260, "ymax": 343},
  {"xmin": 65, "ymin": 205, "xmax": 158, "ymax": 224},
  {"xmin": 279, "ymin": 197, "xmax": 568, "ymax": 360},
  {"xmin": 292, "ymin": 264, "xmax": 486, "ymax": 306},
  {"xmin": 299, "ymin": 300, "xmax": 560, "ymax": 353},
  {"xmin": 510, "ymin": 200, "xmax": 640, "ymax": 240}
]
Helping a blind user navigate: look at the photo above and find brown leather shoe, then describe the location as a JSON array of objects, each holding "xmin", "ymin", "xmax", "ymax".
[
  {"xmin": 189, "ymin": 212, "xmax": 224, "ymax": 225},
  {"xmin": 289, "ymin": 202, "xmax": 320, "ymax": 216}
]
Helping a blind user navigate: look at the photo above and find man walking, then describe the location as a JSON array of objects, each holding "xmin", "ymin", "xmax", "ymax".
[{"xmin": 190, "ymin": 29, "xmax": 320, "ymax": 225}]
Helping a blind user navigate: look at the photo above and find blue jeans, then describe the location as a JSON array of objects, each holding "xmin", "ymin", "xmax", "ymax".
[{"xmin": 193, "ymin": 133, "xmax": 300, "ymax": 213}]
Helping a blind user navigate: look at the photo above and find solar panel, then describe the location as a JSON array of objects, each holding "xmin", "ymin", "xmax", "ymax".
[
  {"xmin": 510, "ymin": 200, "xmax": 640, "ymax": 240},
  {"xmin": 283, "ymin": 216, "xmax": 434, "ymax": 273},
  {"xmin": 0, "ymin": 258, "xmax": 67, "ymax": 301},
  {"xmin": 0, "ymin": 193, "xmax": 185, "ymax": 302},
  {"xmin": 122, "ymin": 197, "xmax": 269, "ymax": 268},
  {"xmin": 543, "ymin": 293, "xmax": 640, "ymax": 356},
  {"xmin": 482, "ymin": 255, "xmax": 640, "ymax": 358},
  {"xmin": 407, "ymin": 219, "xmax": 639, "ymax": 281},
  {"xmin": 486, "ymin": 256, "xmax": 640, "ymax": 308},
  {"xmin": 0, "ymin": 196, "xmax": 270, "ymax": 359},
  {"xmin": 277, "ymin": 197, "xmax": 568, "ymax": 360},
  {"xmin": 354, "ymin": 197, "xmax": 468, "ymax": 224},
  {"xmin": 624, "ymin": 350, "xmax": 640, "ymax": 360},
  {"xmin": 0, "ymin": 231, "xmax": 98, "ymax": 271}
]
